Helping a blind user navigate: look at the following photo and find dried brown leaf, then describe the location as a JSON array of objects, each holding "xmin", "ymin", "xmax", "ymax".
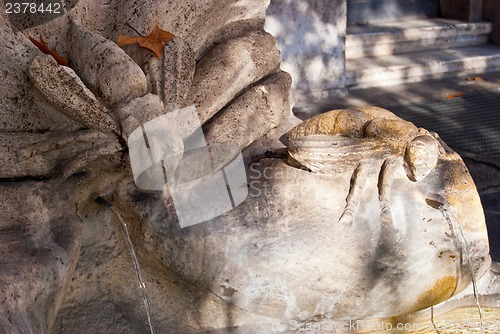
[
  {"xmin": 117, "ymin": 21, "xmax": 175, "ymax": 58},
  {"xmin": 29, "ymin": 34, "xmax": 69, "ymax": 67}
]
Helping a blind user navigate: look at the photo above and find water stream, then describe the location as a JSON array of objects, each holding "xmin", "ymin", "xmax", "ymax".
[
  {"xmin": 426, "ymin": 198, "xmax": 485, "ymax": 334},
  {"xmin": 111, "ymin": 206, "xmax": 155, "ymax": 334},
  {"xmin": 96, "ymin": 197, "xmax": 155, "ymax": 334}
]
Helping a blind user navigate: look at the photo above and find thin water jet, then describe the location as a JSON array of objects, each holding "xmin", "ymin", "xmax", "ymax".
[
  {"xmin": 426, "ymin": 198, "xmax": 485, "ymax": 334},
  {"xmin": 430, "ymin": 306, "xmax": 441, "ymax": 334},
  {"xmin": 95, "ymin": 196, "xmax": 155, "ymax": 334}
]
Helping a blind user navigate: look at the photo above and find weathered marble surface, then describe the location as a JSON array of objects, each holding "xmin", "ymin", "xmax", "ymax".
[
  {"xmin": 144, "ymin": 107, "xmax": 490, "ymax": 322},
  {"xmin": 0, "ymin": 0, "xmax": 292, "ymax": 332},
  {"xmin": 0, "ymin": 1, "xmax": 495, "ymax": 333},
  {"xmin": 265, "ymin": 0, "xmax": 347, "ymax": 99}
]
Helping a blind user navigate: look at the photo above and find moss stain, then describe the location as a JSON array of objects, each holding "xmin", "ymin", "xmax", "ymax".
[{"xmin": 414, "ymin": 276, "xmax": 457, "ymax": 311}]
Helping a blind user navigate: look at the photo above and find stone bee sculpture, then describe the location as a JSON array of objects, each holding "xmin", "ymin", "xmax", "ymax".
[
  {"xmin": 0, "ymin": 1, "xmax": 493, "ymax": 333},
  {"xmin": 288, "ymin": 106, "xmax": 446, "ymax": 226}
]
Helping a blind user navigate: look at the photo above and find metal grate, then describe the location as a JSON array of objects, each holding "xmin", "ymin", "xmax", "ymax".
[{"xmin": 385, "ymin": 90, "xmax": 500, "ymax": 160}]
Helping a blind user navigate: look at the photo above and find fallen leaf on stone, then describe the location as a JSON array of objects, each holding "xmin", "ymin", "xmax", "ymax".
[
  {"xmin": 446, "ymin": 92, "xmax": 466, "ymax": 99},
  {"xmin": 466, "ymin": 76, "xmax": 484, "ymax": 82},
  {"xmin": 117, "ymin": 21, "xmax": 175, "ymax": 58},
  {"xmin": 29, "ymin": 34, "xmax": 69, "ymax": 67}
]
